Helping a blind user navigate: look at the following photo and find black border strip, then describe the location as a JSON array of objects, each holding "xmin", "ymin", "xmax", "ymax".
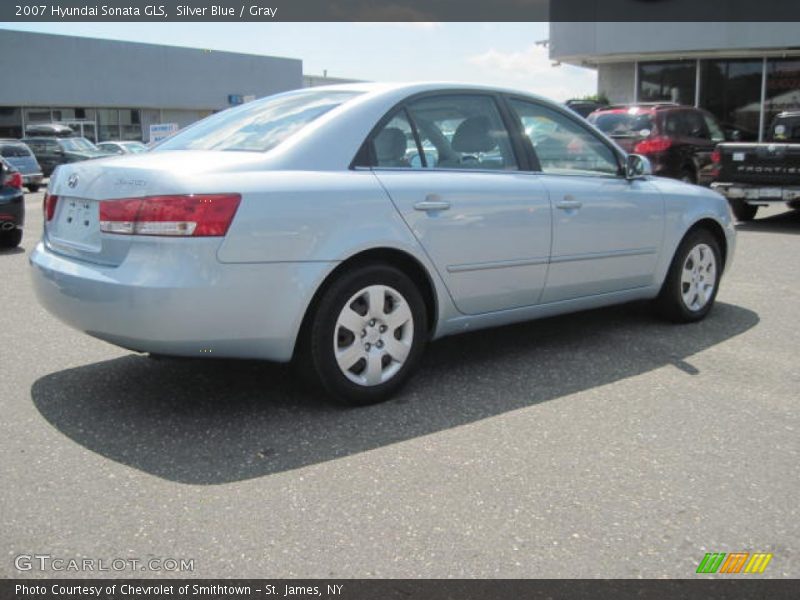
[
  {"xmin": 4, "ymin": 579, "xmax": 799, "ymax": 600},
  {"xmin": 3, "ymin": 0, "xmax": 800, "ymax": 22}
]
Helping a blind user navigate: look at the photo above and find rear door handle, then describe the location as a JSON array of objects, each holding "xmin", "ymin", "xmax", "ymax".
[
  {"xmin": 414, "ymin": 199, "xmax": 451, "ymax": 212},
  {"xmin": 556, "ymin": 196, "xmax": 582, "ymax": 210}
]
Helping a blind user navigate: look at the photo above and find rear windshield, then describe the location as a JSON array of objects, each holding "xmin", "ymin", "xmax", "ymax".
[
  {"xmin": 156, "ymin": 90, "xmax": 362, "ymax": 153},
  {"xmin": 589, "ymin": 112, "xmax": 654, "ymax": 137},
  {"xmin": 0, "ymin": 144, "xmax": 32, "ymax": 158}
]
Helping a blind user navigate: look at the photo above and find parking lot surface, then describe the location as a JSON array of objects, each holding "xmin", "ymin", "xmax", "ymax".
[{"xmin": 2, "ymin": 191, "xmax": 798, "ymax": 578}]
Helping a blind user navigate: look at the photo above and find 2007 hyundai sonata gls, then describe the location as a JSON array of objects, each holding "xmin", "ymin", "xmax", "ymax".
[{"xmin": 31, "ymin": 83, "xmax": 735, "ymax": 405}]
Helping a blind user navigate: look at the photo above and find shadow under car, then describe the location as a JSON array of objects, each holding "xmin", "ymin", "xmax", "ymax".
[{"xmin": 31, "ymin": 301, "xmax": 759, "ymax": 485}]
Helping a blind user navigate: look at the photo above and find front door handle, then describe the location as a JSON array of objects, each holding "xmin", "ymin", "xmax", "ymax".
[
  {"xmin": 556, "ymin": 195, "xmax": 583, "ymax": 210},
  {"xmin": 414, "ymin": 199, "xmax": 451, "ymax": 212}
]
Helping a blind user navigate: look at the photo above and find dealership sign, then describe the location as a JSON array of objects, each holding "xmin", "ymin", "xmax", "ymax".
[{"xmin": 149, "ymin": 123, "xmax": 179, "ymax": 143}]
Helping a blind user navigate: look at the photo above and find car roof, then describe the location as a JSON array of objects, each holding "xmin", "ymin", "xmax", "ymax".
[{"xmin": 297, "ymin": 81, "xmax": 560, "ymax": 105}]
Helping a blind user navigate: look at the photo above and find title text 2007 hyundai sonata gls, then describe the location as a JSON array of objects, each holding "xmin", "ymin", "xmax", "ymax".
[{"xmin": 31, "ymin": 83, "xmax": 735, "ymax": 405}]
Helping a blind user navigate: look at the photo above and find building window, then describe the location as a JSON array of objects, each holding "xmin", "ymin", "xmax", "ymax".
[
  {"xmin": 699, "ymin": 59, "xmax": 762, "ymax": 141},
  {"xmin": 638, "ymin": 61, "xmax": 696, "ymax": 105},
  {"xmin": 97, "ymin": 108, "xmax": 120, "ymax": 141},
  {"xmin": 25, "ymin": 108, "xmax": 52, "ymax": 124},
  {"xmin": 119, "ymin": 109, "xmax": 143, "ymax": 141},
  {"xmin": 0, "ymin": 107, "xmax": 23, "ymax": 138},
  {"xmin": 765, "ymin": 58, "xmax": 800, "ymax": 138}
]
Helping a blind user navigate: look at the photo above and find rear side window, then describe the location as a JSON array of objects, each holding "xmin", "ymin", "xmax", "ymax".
[
  {"xmin": 371, "ymin": 111, "xmax": 421, "ymax": 168},
  {"xmin": 405, "ymin": 95, "xmax": 518, "ymax": 170},
  {"xmin": 156, "ymin": 90, "xmax": 362, "ymax": 153},
  {"xmin": 685, "ymin": 111, "xmax": 710, "ymax": 139},
  {"xmin": 664, "ymin": 112, "xmax": 688, "ymax": 136}
]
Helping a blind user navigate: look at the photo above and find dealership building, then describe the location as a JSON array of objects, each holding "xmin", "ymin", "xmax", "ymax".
[
  {"xmin": 550, "ymin": 23, "xmax": 800, "ymax": 141},
  {"xmin": 0, "ymin": 29, "xmax": 304, "ymax": 142}
]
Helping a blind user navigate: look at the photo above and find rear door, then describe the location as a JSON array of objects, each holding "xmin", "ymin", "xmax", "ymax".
[
  {"xmin": 365, "ymin": 93, "xmax": 552, "ymax": 315},
  {"xmin": 507, "ymin": 97, "xmax": 664, "ymax": 304}
]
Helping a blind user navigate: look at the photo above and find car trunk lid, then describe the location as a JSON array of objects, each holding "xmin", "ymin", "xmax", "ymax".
[{"xmin": 45, "ymin": 150, "xmax": 262, "ymax": 266}]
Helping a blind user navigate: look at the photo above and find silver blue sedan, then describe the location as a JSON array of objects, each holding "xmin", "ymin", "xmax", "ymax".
[{"xmin": 30, "ymin": 83, "xmax": 736, "ymax": 405}]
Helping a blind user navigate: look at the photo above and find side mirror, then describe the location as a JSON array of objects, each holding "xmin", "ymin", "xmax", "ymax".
[{"xmin": 625, "ymin": 154, "xmax": 652, "ymax": 180}]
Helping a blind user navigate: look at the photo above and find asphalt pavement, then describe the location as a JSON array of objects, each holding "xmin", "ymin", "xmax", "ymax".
[{"xmin": 1, "ymin": 191, "xmax": 798, "ymax": 578}]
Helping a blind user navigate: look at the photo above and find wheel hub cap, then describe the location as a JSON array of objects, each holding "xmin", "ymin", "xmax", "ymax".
[
  {"xmin": 333, "ymin": 284, "xmax": 414, "ymax": 387},
  {"xmin": 680, "ymin": 243, "xmax": 717, "ymax": 312}
]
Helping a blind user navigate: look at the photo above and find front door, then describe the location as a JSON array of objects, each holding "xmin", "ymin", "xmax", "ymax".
[{"xmin": 507, "ymin": 97, "xmax": 664, "ymax": 304}]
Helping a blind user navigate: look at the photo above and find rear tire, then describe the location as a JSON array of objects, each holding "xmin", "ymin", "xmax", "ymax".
[
  {"xmin": 655, "ymin": 228, "xmax": 721, "ymax": 323},
  {"xmin": 0, "ymin": 229, "xmax": 22, "ymax": 248},
  {"xmin": 26, "ymin": 185, "xmax": 39, "ymax": 193},
  {"xmin": 300, "ymin": 263, "xmax": 428, "ymax": 406},
  {"xmin": 730, "ymin": 199, "xmax": 758, "ymax": 222}
]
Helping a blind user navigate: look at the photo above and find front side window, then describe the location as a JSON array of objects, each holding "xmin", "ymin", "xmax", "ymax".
[
  {"xmin": 156, "ymin": 90, "xmax": 361, "ymax": 153},
  {"xmin": 405, "ymin": 94, "xmax": 518, "ymax": 170},
  {"xmin": 510, "ymin": 99, "xmax": 620, "ymax": 176}
]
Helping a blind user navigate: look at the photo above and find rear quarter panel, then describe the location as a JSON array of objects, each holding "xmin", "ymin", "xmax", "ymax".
[{"xmin": 215, "ymin": 169, "xmax": 457, "ymax": 334}]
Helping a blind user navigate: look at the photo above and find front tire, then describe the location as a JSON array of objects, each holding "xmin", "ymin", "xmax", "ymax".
[
  {"xmin": 302, "ymin": 263, "xmax": 428, "ymax": 406},
  {"xmin": 655, "ymin": 228, "xmax": 721, "ymax": 323},
  {"xmin": 730, "ymin": 199, "xmax": 758, "ymax": 221}
]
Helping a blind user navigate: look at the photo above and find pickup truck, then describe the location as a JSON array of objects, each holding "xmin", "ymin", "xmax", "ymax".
[{"xmin": 710, "ymin": 111, "xmax": 800, "ymax": 221}]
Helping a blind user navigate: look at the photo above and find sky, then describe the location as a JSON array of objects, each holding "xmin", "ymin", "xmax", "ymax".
[{"xmin": 0, "ymin": 22, "xmax": 597, "ymax": 102}]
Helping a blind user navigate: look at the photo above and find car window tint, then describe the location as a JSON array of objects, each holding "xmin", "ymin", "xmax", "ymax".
[
  {"xmin": 156, "ymin": 90, "xmax": 362, "ymax": 153},
  {"xmin": 703, "ymin": 114, "xmax": 725, "ymax": 142},
  {"xmin": 590, "ymin": 112, "xmax": 654, "ymax": 137},
  {"xmin": 371, "ymin": 112, "xmax": 419, "ymax": 168},
  {"xmin": 686, "ymin": 111, "xmax": 709, "ymax": 139},
  {"xmin": 0, "ymin": 145, "xmax": 31, "ymax": 158},
  {"xmin": 405, "ymin": 95, "xmax": 518, "ymax": 171},
  {"xmin": 45, "ymin": 142, "xmax": 60, "ymax": 153},
  {"xmin": 510, "ymin": 99, "xmax": 619, "ymax": 176},
  {"xmin": 664, "ymin": 112, "xmax": 687, "ymax": 136}
]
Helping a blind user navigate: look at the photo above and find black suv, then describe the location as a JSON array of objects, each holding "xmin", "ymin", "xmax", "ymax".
[
  {"xmin": 588, "ymin": 104, "xmax": 727, "ymax": 183},
  {"xmin": 21, "ymin": 136, "xmax": 112, "ymax": 177}
]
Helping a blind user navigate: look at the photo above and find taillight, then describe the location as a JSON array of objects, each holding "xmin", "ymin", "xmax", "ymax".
[
  {"xmin": 44, "ymin": 193, "xmax": 58, "ymax": 221},
  {"xmin": 99, "ymin": 194, "xmax": 241, "ymax": 237},
  {"xmin": 3, "ymin": 170, "xmax": 23, "ymax": 189},
  {"xmin": 711, "ymin": 149, "xmax": 721, "ymax": 164},
  {"xmin": 633, "ymin": 136, "xmax": 672, "ymax": 155}
]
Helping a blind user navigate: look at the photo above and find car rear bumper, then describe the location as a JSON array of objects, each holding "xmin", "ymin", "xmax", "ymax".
[
  {"xmin": 29, "ymin": 239, "xmax": 335, "ymax": 362},
  {"xmin": 22, "ymin": 173, "xmax": 43, "ymax": 186},
  {"xmin": 711, "ymin": 182, "xmax": 800, "ymax": 204}
]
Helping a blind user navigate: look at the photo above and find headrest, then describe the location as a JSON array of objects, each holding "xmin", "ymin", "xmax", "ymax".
[
  {"xmin": 374, "ymin": 127, "xmax": 407, "ymax": 162},
  {"xmin": 451, "ymin": 116, "xmax": 497, "ymax": 153}
]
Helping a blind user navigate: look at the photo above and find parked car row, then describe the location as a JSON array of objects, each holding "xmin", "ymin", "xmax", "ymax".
[
  {"xmin": 0, "ymin": 123, "xmax": 151, "ymax": 188},
  {"xmin": 581, "ymin": 103, "xmax": 800, "ymax": 221}
]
